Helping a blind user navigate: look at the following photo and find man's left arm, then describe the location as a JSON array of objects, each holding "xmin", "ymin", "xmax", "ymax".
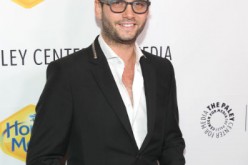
[{"xmin": 159, "ymin": 62, "xmax": 185, "ymax": 165}]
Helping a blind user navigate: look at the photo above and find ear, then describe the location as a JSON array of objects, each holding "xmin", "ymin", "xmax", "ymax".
[{"xmin": 95, "ymin": 0, "xmax": 102, "ymax": 20}]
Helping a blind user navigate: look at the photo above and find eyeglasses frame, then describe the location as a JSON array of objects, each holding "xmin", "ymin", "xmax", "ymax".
[{"xmin": 99, "ymin": 0, "xmax": 151, "ymax": 14}]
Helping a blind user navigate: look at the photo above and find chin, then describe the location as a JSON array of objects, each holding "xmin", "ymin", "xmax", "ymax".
[
  {"xmin": 117, "ymin": 34, "xmax": 138, "ymax": 42},
  {"xmin": 117, "ymin": 37, "xmax": 137, "ymax": 44}
]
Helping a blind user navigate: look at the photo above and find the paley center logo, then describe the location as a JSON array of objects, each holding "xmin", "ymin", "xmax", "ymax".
[
  {"xmin": 0, "ymin": 105, "xmax": 36, "ymax": 161},
  {"xmin": 12, "ymin": 0, "xmax": 44, "ymax": 8},
  {"xmin": 200, "ymin": 102, "xmax": 235, "ymax": 138}
]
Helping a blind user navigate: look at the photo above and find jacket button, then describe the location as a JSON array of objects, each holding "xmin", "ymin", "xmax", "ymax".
[{"xmin": 136, "ymin": 154, "xmax": 141, "ymax": 159}]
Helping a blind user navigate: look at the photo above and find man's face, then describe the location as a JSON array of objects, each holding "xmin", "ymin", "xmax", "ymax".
[{"xmin": 96, "ymin": 0, "xmax": 149, "ymax": 44}]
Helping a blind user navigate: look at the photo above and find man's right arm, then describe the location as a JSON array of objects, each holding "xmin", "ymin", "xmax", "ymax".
[{"xmin": 26, "ymin": 61, "xmax": 73, "ymax": 165}]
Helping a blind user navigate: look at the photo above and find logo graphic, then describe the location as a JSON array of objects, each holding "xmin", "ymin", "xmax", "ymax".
[
  {"xmin": 12, "ymin": 0, "xmax": 44, "ymax": 8},
  {"xmin": 200, "ymin": 102, "xmax": 235, "ymax": 138},
  {"xmin": 0, "ymin": 105, "xmax": 36, "ymax": 161}
]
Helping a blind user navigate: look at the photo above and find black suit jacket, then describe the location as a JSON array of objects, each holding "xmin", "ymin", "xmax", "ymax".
[{"xmin": 26, "ymin": 37, "xmax": 185, "ymax": 165}]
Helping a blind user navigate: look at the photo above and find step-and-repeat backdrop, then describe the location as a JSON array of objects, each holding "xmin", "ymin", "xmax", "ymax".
[{"xmin": 1, "ymin": 0, "xmax": 248, "ymax": 164}]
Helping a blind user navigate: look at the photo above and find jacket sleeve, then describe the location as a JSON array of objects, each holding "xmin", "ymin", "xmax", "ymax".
[
  {"xmin": 159, "ymin": 62, "xmax": 186, "ymax": 165},
  {"xmin": 26, "ymin": 61, "xmax": 73, "ymax": 165}
]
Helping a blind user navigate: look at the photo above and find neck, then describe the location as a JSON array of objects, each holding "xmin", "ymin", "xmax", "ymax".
[{"xmin": 101, "ymin": 34, "xmax": 136, "ymax": 65}]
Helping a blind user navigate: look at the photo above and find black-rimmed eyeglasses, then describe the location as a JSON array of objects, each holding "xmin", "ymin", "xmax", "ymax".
[{"xmin": 100, "ymin": 0, "xmax": 151, "ymax": 14}]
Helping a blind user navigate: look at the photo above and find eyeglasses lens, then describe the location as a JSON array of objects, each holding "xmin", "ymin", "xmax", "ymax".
[{"xmin": 109, "ymin": 1, "xmax": 149, "ymax": 14}]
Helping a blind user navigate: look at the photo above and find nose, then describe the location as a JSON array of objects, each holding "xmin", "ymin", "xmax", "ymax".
[{"xmin": 122, "ymin": 4, "xmax": 135, "ymax": 18}]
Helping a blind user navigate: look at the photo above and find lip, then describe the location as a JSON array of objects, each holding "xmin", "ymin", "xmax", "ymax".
[{"xmin": 118, "ymin": 22, "xmax": 136, "ymax": 28}]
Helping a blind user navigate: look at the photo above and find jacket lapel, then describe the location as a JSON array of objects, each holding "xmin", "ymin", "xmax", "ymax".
[
  {"xmin": 88, "ymin": 38, "xmax": 137, "ymax": 147},
  {"xmin": 139, "ymin": 55, "xmax": 157, "ymax": 152},
  {"xmin": 87, "ymin": 38, "xmax": 157, "ymax": 151}
]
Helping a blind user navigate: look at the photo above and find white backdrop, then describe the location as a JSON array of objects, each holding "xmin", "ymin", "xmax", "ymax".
[{"xmin": 1, "ymin": 0, "xmax": 248, "ymax": 164}]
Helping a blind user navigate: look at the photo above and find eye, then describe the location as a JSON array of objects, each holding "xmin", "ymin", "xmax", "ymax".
[
  {"xmin": 133, "ymin": 1, "xmax": 147, "ymax": 8},
  {"xmin": 111, "ymin": 1, "xmax": 124, "ymax": 4},
  {"xmin": 111, "ymin": 1, "xmax": 126, "ymax": 7}
]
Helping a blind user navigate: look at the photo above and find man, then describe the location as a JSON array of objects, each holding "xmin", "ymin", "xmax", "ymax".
[{"xmin": 26, "ymin": 0, "xmax": 185, "ymax": 165}]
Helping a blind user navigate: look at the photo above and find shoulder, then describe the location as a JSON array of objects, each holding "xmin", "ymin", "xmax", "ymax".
[
  {"xmin": 141, "ymin": 50, "xmax": 174, "ymax": 73},
  {"xmin": 48, "ymin": 45, "xmax": 92, "ymax": 70},
  {"xmin": 51, "ymin": 45, "xmax": 91, "ymax": 67},
  {"xmin": 45, "ymin": 45, "xmax": 92, "ymax": 78}
]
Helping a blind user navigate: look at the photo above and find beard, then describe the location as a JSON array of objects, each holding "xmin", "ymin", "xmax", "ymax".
[{"xmin": 101, "ymin": 12, "xmax": 147, "ymax": 45}]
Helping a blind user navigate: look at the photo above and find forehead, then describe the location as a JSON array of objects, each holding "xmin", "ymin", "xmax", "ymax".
[{"xmin": 103, "ymin": 0, "xmax": 149, "ymax": 2}]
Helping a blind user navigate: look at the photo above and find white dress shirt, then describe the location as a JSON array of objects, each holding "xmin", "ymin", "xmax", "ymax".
[{"xmin": 98, "ymin": 35, "xmax": 147, "ymax": 149}]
